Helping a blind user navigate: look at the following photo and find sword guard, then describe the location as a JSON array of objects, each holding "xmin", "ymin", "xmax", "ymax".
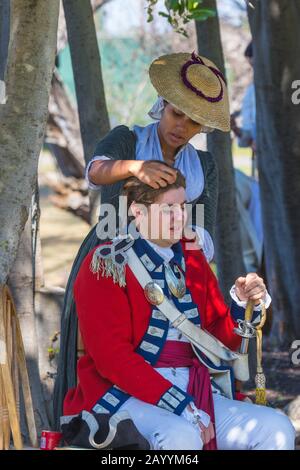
[{"xmin": 234, "ymin": 319, "xmax": 256, "ymax": 339}]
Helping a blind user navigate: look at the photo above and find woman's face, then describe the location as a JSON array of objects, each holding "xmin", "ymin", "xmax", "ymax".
[{"xmin": 158, "ymin": 102, "xmax": 203, "ymax": 149}]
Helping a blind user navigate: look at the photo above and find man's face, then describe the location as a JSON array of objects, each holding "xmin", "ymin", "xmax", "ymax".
[
  {"xmin": 158, "ymin": 103, "xmax": 202, "ymax": 149},
  {"xmin": 135, "ymin": 187, "xmax": 188, "ymax": 247}
]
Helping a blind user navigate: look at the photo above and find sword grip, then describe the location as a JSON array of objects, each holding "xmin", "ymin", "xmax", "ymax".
[{"xmin": 244, "ymin": 299, "xmax": 255, "ymax": 323}]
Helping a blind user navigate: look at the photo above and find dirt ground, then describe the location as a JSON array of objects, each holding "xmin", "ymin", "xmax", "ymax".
[
  {"xmin": 39, "ymin": 151, "xmax": 90, "ymax": 287},
  {"xmin": 244, "ymin": 350, "xmax": 300, "ymax": 407},
  {"xmin": 39, "ymin": 194, "xmax": 90, "ymax": 287},
  {"xmin": 244, "ymin": 350, "xmax": 300, "ymax": 448}
]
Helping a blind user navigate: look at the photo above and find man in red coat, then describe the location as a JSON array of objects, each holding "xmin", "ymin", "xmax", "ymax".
[{"xmin": 63, "ymin": 167, "xmax": 295, "ymax": 450}]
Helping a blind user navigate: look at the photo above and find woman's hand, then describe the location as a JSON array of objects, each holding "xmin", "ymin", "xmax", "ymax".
[
  {"xmin": 129, "ymin": 161, "xmax": 178, "ymax": 189},
  {"xmin": 235, "ymin": 273, "xmax": 266, "ymax": 305}
]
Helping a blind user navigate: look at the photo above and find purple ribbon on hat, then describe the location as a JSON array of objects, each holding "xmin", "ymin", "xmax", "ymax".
[{"xmin": 181, "ymin": 52, "xmax": 226, "ymax": 103}]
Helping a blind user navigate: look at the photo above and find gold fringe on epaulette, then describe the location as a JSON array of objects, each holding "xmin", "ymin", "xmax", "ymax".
[{"xmin": 90, "ymin": 249, "xmax": 127, "ymax": 287}]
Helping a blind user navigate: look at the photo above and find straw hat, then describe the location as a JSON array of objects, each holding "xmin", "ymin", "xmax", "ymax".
[{"xmin": 149, "ymin": 52, "xmax": 230, "ymax": 132}]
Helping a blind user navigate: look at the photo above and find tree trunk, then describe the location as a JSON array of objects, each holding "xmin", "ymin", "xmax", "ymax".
[
  {"xmin": 8, "ymin": 193, "xmax": 51, "ymax": 436},
  {"xmin": 63, "ymin": 0, "xmax": 110, "ymax": 224},
  {"xmin": 0, "ymin": 0, "xmax": 60, "ymax": 286},
  {"xmin": 0, "ymin": 1, "xmax": 59, "ymax": 440},
  {"xmin": 46, "ymin": 70, "xmax": 85, "ymax": 179},
  {"xmin": 248, "ymin": 0, "xmax": 300, "ymax": 345},
  {"xmin": 195, "ymin": 0, "xmax": 245, "ymax": 300},
  {"xmin": 0, "ymin": 0, "xmax": 10, "ymax": 82},
  {"xmin": 45, "ymin": 2, "xmax": 112, "ymax": 224},
  {"xmin": 63, "ymin": 0, "xmax": 110, "ymax": 163}
]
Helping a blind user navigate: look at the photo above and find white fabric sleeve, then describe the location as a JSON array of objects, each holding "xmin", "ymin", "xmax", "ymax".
[
  {"xmin": 85, "ymin": 155, "xmax": 111, "ymax": 190},
  {"xmin": 181, "ymin": 401, "xmax": 211, "ymax": 429},
  {"xmin": 229, "ymin": 284, "xmax": 272, "ymax": 311},
  {"xmin": 188, "ymin": 225, "xmax": 215, "ymax": 262}
]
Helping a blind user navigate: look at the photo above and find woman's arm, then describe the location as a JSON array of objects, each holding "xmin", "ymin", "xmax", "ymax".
[
  {"xmin": 89, "ymin": 158, "xmax": 178, "ymax": 189},
  {"xmin": 87, "ymin": 125, "xmax": 136, "ymax": 187},
  {"xmin": 88, "ymin": 159, "xmax": 136, "ymax": 186},
  {"xmin": 88, "ymin": 125, "xmax": 178, "ymax": 188}
]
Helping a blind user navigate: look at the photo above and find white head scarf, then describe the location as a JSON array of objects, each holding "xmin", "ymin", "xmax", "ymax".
[
  {"xmin": 148, "ymin": 96, "xmax": 166, "ymax": 120},
  {"xmin": 148, "ymin": 96, "xmax": 214, "ymax": 133}
]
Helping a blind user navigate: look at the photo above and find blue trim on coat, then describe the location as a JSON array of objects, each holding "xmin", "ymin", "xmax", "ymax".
[{"xmin": 92, "ymin": 235, "xmax": 199, "ymax": 416}]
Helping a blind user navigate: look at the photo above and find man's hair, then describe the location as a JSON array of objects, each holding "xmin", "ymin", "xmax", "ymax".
[{"xmin": 121, "ymin": 160, "xmax": 186, "ymax": 214}]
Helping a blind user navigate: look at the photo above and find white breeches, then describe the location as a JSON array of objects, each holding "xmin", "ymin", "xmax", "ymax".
[{"xmin": 118, "ymin": 368, "xmax": 296, "ymax": 450}]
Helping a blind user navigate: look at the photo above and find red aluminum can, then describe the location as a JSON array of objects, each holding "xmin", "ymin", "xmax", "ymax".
[{"xmin": 40, "ymin": 430, "xmax": 63, "ymax": 450}]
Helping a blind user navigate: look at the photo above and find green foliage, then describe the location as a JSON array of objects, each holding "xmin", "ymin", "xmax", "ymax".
[
  {"xmin": 146, "ymin": 0, "xmax": 216, "ymax": 37},
  {"xmin": 47, "ymin": 347, "xmax": 60, "ymax": 361}
]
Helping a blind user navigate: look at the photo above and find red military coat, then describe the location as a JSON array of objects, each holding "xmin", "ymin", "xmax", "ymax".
[{"xmin": 63, "ymin": 240, "xmax": 242, "ymax": 416}]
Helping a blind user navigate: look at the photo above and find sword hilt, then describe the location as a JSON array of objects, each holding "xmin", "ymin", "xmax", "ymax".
[
  {"xmin": 233, "ymin": 299, "xmax": 256, "ymax": 354},
  {"xmin": 244, "ymin": 299, "xmax": 255, "ymax": 323}
]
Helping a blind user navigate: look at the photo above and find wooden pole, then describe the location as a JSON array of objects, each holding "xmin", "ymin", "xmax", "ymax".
[{"xmin": 0, "ymin": 286, "xmax": 38, "ymax": 449}]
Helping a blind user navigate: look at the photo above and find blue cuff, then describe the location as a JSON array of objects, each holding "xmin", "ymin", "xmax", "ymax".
[
  {"xmin": 93, "ymin": 386, "xmax": 130, "ymax": 415},
  {"xmin": 230, "ymin": 299, "xmax": 260, "ymax": 323},
  {"xmin": 157, "ymin": 385, "xmax": 193, "ymax": 415}
]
